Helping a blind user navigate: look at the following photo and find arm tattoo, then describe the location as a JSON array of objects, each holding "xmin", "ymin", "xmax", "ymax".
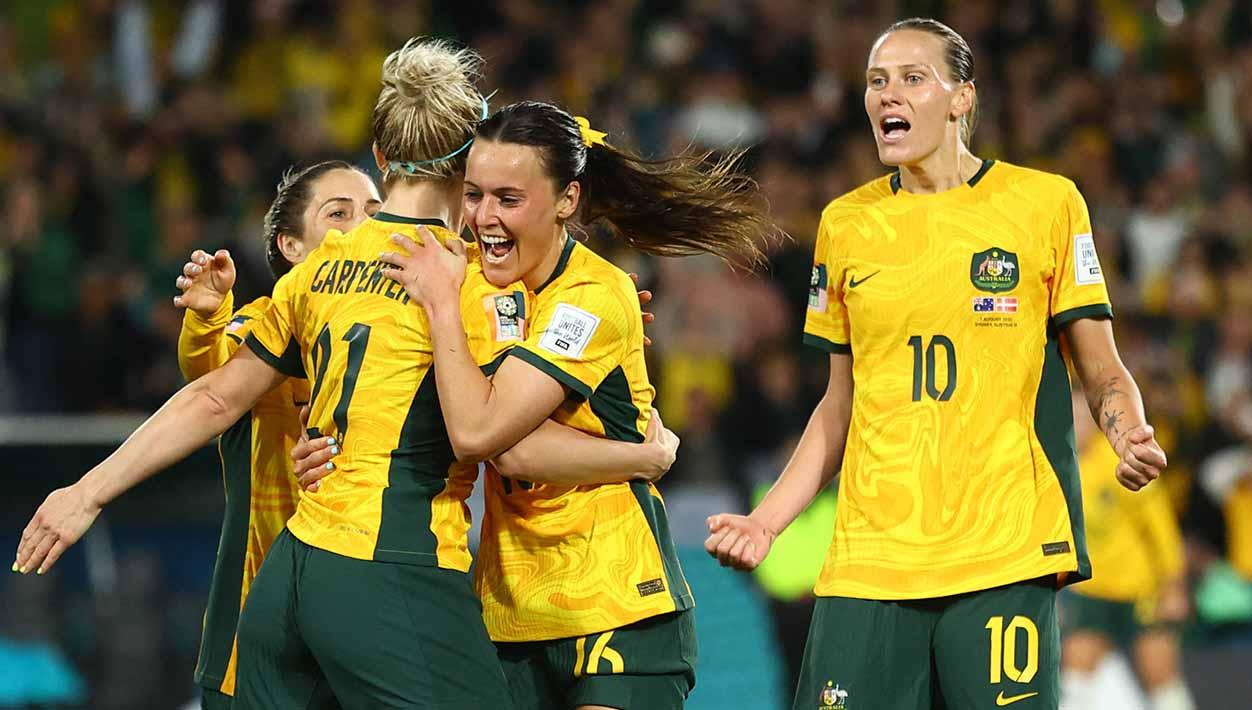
[{"xmin": 1089, "ymin": 375, "xmax": 1129, "ymax": 448}]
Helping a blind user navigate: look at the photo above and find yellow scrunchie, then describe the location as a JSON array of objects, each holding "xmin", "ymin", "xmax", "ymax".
[{"xmin": 574, "ymin": 116, "xmax": 608, "ymax": 148}]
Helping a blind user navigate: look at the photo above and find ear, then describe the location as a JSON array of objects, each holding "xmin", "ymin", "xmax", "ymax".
[
  {"xmin": 372, "ymin": 143, "xmax": 387, "ymax": 172},
  {"xmin": 556, "ymin": 181, "xmax": 581, "ymax": 221},
  {"xmin": 277, "ymin": 232, "xmax": 304, "ymax": 265},
  {"xmin": 951, "ymin": 81, "xmax": 975, "ymax": 122}
]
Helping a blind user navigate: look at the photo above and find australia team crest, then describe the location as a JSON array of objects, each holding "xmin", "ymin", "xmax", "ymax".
[
  {"xmin": 970, "ymin": 248, "xmax": 1019, "ymax": 292},
  {"xmin": 819, "ymin": 681, "xmax": 848, "ymax": 708}
]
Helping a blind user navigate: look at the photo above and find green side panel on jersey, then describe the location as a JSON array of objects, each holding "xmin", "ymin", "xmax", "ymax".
[
  {"xmin": 374, "ymin": 367, "xmax": 456, "ymax": 565},
  {"xmin": 588, "ymin": 366, "xmax": 645, "ymax": 443},
  {"xmin": 630, "ymin": 482, "xmax": 695, "ymax": 613},
  {"xmin": 1034, "ymin": 327, "xmax": 1090, "ymax": 582},
  {"xmin": 195, "ymin": 412, "xmax": 253, "ymax": 690}
]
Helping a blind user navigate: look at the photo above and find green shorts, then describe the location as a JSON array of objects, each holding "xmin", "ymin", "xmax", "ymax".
[
  {"xmin": 232, "ymin": 529, "xmax": 511, "ymax": 710},
  {"xmin": 495, "ymin": 610, "xmax": 697, "ymax": 710},
  {"xmin": 794, "ymin": 577, "xmax": 1060, "ymax": 710},
  {"xmin": 201, "ymin": 688, "xmax": 232, "ymax": 710},
  {"xmin": 1060, "ymin": 591, "xmax": 1156, "ymax": 649}
]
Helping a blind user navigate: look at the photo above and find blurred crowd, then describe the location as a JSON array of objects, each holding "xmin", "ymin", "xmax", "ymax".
[{"xmin": 2, "ymin": 0, "xmax": 1252, "ymax": 705}]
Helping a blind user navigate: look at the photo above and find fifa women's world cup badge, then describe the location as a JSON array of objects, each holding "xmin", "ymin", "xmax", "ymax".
[
  {"xmin": 809, "ymin": 264, "xmax": 828, "ymax": 312},
  {"xmin": 486, "ymin": 292, "xmax": 525, "ymax": 342},
  {"xmin": 970, "ymin": 248, "xmax": 1019, "ymax": 292},
  {"xmin": 819, "ymin": 680, "xmax": 849, "ymax": 708}
]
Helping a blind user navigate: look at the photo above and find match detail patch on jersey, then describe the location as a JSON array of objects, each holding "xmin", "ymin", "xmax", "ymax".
[
  {"xmin": 1073, "ymin": 233, "xmax": 1103, "ymax": 285},
  {"xmin": 808, "ymin": 264, "xmax": 828, "ymax": 312},
  {"xmin": 970, "ymin": 248, "xmax": 1019, "ymax": 292},
  {"xmin": 636, "ymin": 578, "xmax": 666, "ymax": 597},
  {"xmin": 538, "ymin": 303, "xmax": 600, "ymax": 359}
]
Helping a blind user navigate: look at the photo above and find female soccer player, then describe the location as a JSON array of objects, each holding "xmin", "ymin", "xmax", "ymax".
[
  {"xmin": 370, "ymin": 100, "xmax": 771, "ymax": 710},
  {"xmin": 703, "ymin": 18, "xmax": 1167, "ymax": 710},
  {"xmin": 174, "ymin": 160, "xmax": 381, "ymax": 709},
  {"xmin": 15, "ymin": 40, "xmax": 675, "ymax": 708}
]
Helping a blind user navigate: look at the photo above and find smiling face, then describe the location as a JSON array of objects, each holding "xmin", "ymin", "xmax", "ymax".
[
  {"xmin": 463, "ymin": 139, "xmax": 578, "ymax": 288},
  {"xmin": 864, "ymin": 29, "xmax": 972, "ymax": 168}
]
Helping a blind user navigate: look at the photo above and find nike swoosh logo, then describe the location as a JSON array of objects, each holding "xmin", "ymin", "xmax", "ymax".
[
  {"xmin": 996, "ymin": 691, "xmax": 1039, "ymax": 706},
  {"xmin": 848, "ymin": 271, "xmax": 880, "ymax": 288}
]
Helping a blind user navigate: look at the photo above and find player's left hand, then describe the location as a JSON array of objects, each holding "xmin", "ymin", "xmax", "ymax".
[
  {"xmin": 628, "ymin": 272, "xmax": 655, "ymax": 347},
  {"xmin": 1116, "ymin": 424, "xmax": 1166, "ymax": 491},
  {"xmin": 380, "ymin": 227, "xmax": 466, "ymax": 313},
  {"xmin": 13, "ymin": 484, "xmax": 101, "ymax": 575}
]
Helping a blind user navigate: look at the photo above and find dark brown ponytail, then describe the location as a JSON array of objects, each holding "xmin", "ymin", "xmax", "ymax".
[{"xmin": 476, "ymin": 101, "xmax": 774, "ymax": 268}]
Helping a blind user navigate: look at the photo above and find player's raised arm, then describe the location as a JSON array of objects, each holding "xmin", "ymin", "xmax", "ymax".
[
  {"xmin": 13, "ymin": 348, "xmax": 286, "ymax": 575},
  {"xmin": 175, "ymin": 248, "xmax": 239, "ymax": 381},
  {"xmin": 706, "ymin": 352, "xmax": 853, "ymax": 571},
  {"xmin": 1064, "ymin": 317, "xmax": 1166, "ymax": 491}
]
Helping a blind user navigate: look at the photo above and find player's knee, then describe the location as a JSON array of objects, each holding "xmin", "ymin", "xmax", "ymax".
[
  {"xmin": 1061, "ymin": 631, "xmax": 1109, "ymax": 673},
  {"xmin": 1133, "ymin": 632, "xmax": 1181, "ymax": 688}
]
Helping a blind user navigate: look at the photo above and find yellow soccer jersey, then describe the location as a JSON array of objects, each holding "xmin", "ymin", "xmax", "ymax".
[
  {"xmin": 804, "ymin": 160, "xmax": 1112, "ymax": 600},
  {"xmin": 1072, "ymin": 437, "xmax": 1183, "ymax": 604},
  {"xmin": 475, "ymin": 237, "xmax": 694, "ymax": 642},
  {"xmin": 178, "ymin": 294, "xmax": 306, "ymax": 695},
  {"xmin": 245, "ymin": 213, "xmax": 521, "ymax": 570}
]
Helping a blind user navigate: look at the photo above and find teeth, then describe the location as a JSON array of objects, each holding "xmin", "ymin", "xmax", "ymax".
[{"xmin": 481, "ymin": 235, "xmax": 510, "ymax": 245}]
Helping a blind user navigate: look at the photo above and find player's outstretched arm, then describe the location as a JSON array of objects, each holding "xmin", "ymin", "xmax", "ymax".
[
  {"xmin": 13, "ymin": 348, "xmax": 284, "ymax": 575},
  {"xmin": 175, "ymin": 248, "xmax": 238, "ymax": 381},
  {"xmin": 706, "ymin": 353, "xmax": 852, "ymax": 571},
  {"xmin": 1064, "ymin": 317, "xmax": 1166, "ymax": 491}
]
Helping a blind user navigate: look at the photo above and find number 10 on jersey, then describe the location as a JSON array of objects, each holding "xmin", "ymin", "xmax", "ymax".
[{"xmin": 908, "ymin": 335, "xmax": 956, "ymax": 401}]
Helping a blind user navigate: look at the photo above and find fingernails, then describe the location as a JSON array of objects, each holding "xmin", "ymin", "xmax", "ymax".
[
  {"xmin": 310, "ymin": 481, "xmax": 320, "ymax": 492},
  {"xmin": 19, "ymin": 566, "xmax": 27, "ymax": 574},
  {"xmin": 10, "ymin": 563, "xmax": 17, "ymax": 573},
  {"xmin": 35, "ymin": 568, "xmax": 42, "ymax": 575},
  {"xmin": 325, "ymin": 462, "xmax": 335, "ymax": 471},
  {"xmin": 329, "ymin": 446, "xmax": 339, "ymax": 455},
  {"xmin": 327, "ymin": 437, "xmax": 336, "ymax": 446}
]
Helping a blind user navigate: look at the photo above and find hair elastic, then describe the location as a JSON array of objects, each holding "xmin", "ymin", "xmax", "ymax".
[{"xmin": 388, "ymin": 96, "xmax": 490, "ymax": 175}]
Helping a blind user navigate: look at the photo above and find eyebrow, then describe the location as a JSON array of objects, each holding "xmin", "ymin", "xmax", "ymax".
[
  {"xmin": 867, "ymin": 63, "xmax": 932, "ymax": 73},
  {"xmin": 319, "ymin": 197, "xmax": 356, "ymax": 211}
]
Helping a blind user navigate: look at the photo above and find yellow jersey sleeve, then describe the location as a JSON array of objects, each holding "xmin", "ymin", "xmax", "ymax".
[
  {"xmin": 1050, "ymin": 182, "xmax": 1112, "ymax": 324},
  {"xmin": 508, "ymin": 279, "xmax": 631, "ymax": 399},
  {"xmin": 244, "ymin": 271, "xmax": 306, "ymax": 379},
  {"xmin": 178, "ymin": 290, "xmax": 236, "ymax": 382},
  {"xmin": 803, "ymin": 212, "xmax": 851, "ymax": 353}
]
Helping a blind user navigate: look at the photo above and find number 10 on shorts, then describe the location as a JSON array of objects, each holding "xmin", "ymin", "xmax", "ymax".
[{"xmin": 985, "ymin": 615, "xmax": 1039, "ymax": 684}]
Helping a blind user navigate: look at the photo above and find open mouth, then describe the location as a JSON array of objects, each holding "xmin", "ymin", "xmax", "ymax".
[
  {"xmin": 880, "ymin": 116, "xmax": 911, "ymax": 143},
  {"xmin": 480, "ymin": 234, "xmax": 515, "ymax": 264}
]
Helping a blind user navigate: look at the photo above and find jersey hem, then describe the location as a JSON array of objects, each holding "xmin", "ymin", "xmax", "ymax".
[
  {"xmin": 802, "ymin": 332, "xmax": 852, "ymax": 354},
  {"xmin": 508, "ymin": 346, "xmax": 593, "ymax": 399},
  {"xmin": 485, "ymin": 596, "xmax": 695, "ymax": 643},
  {"xmin": 813, "ymin": 561, "xmax": 1083, "ymax": 600}
]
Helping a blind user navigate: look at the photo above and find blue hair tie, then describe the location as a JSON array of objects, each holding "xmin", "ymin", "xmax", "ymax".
[{"xmin": 388, "ymin": 96, "xmax": 490, "ymax": 176}]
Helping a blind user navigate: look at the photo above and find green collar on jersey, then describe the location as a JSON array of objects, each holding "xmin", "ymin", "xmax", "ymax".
[
  {"xmin": 534, "ymin": 234, "xmax": 578, "ymax": 294},
  {"xmin": 372, "ymin": 212, "xmax": 448, "ymax": 228},
  {"xmin": 890, "ymin": 158, "xmax": 996, "ymax": 194}
]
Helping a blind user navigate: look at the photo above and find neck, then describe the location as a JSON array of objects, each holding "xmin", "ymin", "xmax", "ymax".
[
  {"xmin": 523, "ymin": 226, "xmax": 569, "ymax": 291},
  {"xmin": 379, "ymin": 179, "xmax": 463, "ymax": 232},
  {"xmin": 898, "ymin": 139, "xmax": 981, "ymax": 195}
]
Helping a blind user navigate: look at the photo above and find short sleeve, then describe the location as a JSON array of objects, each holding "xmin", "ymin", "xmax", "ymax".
[
  {"xmin": 244, "ymin": 272, "xmax": 306, "ymax": 378},
  {"xmin": 508, "ymin": 281, "xmax": 629, "ymax": 399},
  {"xmin": 1050, "ymin": 182, "xmax": 1113, "ymax": 327},
  {"xmin": 461, "ymin": 276, "xmax": 528, "ymax": 373},
  {"xmin": 802, "ymin": 214, "xmax": 852, "ymax": 353}
]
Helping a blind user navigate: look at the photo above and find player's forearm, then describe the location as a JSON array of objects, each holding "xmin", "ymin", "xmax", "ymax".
[
  {"xmin": 78, "ymin": 379, "xmax": 251, "ymax": 508},
  {"xmin": 178, "ymin": 291, "xmax": 236, "ymax": 381},
  {"xmin": 426, "ymin": 305, "xmax": 513, "ymax": 461},
  {"xmin": 493, "ymin": 419, "xmax": 661, "ymax": 485},
  {"xmin": 1081, "ymin": 364, "xmax": 1149, "ymax": 458},
  {"xmin": 750, "ymin": 389, "xmax": 850, "ymax": 537}
]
